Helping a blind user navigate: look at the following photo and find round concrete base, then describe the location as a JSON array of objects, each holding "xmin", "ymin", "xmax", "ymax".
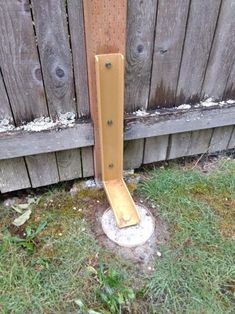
[{"xmin": 101, "ymin": 205, "xmax": 155, "ymax": 247}]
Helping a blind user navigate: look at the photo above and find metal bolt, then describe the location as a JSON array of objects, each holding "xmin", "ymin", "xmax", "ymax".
[
  {"xmin": 107, "ymin": 120, "xmax": 113, "ymax": 125},
  {"xmin": 105, "ymin": 61, "xmax": 112, "ymax": 69},
  {"xmin": 108, "ymin": 163, "xmax": 114, "ymax": 168}
]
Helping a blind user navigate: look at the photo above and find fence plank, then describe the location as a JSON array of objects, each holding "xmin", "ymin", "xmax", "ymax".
[
  {"xmin": 67, "ymin": 0, "xmax": 89, "ymax": 117},
  {"xmin": 228, "ymin": 127, "xmax": 235, "ymax": 149},
  {"xmin": 176, "ymin": 0, "xmax": 221, "ymax": 104},
  {"xmin": 149, "ymin": 0, "xmax": 190, "ymax": 109},
  {"xmin": 168, "ymin": 132, "xmax": 191, "ymax": 159},
  {"xmin": 187, "ymin": 129, "xmax": 213, "ymax": 156},
  {"xmin": 224, "ymin": 61, "xmax": 235, "ymax": 99},
  {"xmin": 124, "ymin": 139, "xmax": 144, "ymax": 169},
  {"xmin": 56, "ymin": 149, "xmax": 82, "ymax": 181},
  {"xmin": 125, "ymin": 0, "xmax": 158, "ymax": 112},
  {"xmin": 143, "ymin": 135, "xmax": 169, "ymax": 164},
  {"xmin": 0, "ymin": 1, "xmax": 47, "ymax": 123},
  {"xmin": 26, "ymin": 154, "xmax": 59, "ymax": 188},
  {"xmin": 0, "ymin": 73, "xmax": 30, "ymax": 193},
  {"xmin": 0, "ymin": 0, "xmax": 59, "ymax": 190},
  {"xmin": 202, "ymin": 0, "xmax": 235, "ymax": 100},
  {"xmin": 81, "ymin": 147, "xmax": 94, "ymax": 177},
  {"xmin": 31, "ymin": 0, "xmax": 82, "ymax": 181},
  {"xmin": 208, "ymin": 126, "xmax": 234, "ymax": 153},
  {"xmin": 31, "ymin": 0, "xmax": 76, "ymax": 116},
  {"xmin": 83, "ymin": 0, "xmax": 127, "ymax": 179},
  {"xmin": 0, "ymin": 75, "xmax": 12, "ymax": 120},
  {"xmin": 0, "ymin": 158, "xmax": 31, "ymax": 193}
]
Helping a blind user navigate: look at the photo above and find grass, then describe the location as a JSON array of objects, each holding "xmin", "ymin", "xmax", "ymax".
[
  {"xmin": 140, "ymin": 158, "xmax": 235, "ymax": 313},
  {"xmin": 0, "ymin": 157, "xmax": 234, "ymax": 313}
]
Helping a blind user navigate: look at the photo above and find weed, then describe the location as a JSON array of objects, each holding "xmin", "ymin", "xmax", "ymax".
[{"xmin": 6, "ymin": 221, "xmax": 47, "ymax": 252}]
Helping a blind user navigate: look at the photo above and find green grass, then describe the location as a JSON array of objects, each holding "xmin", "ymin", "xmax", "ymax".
[
  {"xmin": 0, "ymin": 158, "xmax": 234, "ymax": 313},
  {"xmin": 140, "ymin": 158, "xmax": 235, "ymax": 313}
]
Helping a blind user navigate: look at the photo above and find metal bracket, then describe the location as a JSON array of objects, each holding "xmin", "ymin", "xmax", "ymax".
[{"xmin": 95, "ymin": 53, "xmax": 140, "ymax": 228}]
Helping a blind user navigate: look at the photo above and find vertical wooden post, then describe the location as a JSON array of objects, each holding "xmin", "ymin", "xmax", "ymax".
[{"xmin": 83, "ymin": 0, "xmax": 127, "ymax": 180}]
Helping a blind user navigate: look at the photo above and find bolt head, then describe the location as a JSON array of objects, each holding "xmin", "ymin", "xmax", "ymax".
[
  {"xmin": 105, "ymin": 61, "xmax": 112, "ymax": 69},
  {"xmin": 107, "ymin": 120, "xmax": 113, "ymax": 125}
]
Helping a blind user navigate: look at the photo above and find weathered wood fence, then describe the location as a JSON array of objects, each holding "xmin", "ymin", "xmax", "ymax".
[{"xmin": 0, "ymin": 0, "xmax": 234, "ymax": 193}]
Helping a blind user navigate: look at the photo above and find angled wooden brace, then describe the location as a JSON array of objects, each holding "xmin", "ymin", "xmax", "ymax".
[{"xmin": 95, "ymin": 53, "xmax": 140, "ymax": 228}]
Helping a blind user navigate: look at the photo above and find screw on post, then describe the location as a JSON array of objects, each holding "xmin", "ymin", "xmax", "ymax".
[{"xmin": 105, "ymin": 60, "xmax": 112, "ymax": 69}]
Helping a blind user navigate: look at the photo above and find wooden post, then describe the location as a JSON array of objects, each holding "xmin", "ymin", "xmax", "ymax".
[{"xmin": 83, "ymin": 0, "xmax": 127, "ymax": 180}]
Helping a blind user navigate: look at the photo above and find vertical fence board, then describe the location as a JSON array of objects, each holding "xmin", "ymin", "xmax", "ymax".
[
  {"xmin": 0, "ymin": 75, "xmax": 12, "ymax": 120},
  {"xmin": 125, "ymin": 0, "xmax": 158, "ymax": 168},
  {"xmin": 0, "ymin": 158, "xmax": 31, "ymax": 193},
  {"xmin": 31, "ymin": 0, "xmax": 82, "ymax": 182},
  {"xmin": 187, "ymin": 129, "xmax": 213, "ymax": 156},
  {"xmin": 228, "ymin": 127, "xmax": 235, "ymax": 149},
  {"xmin": 83, "ymin": 0, "xmax": 127, "ymax": 179},
  {"xmin": 224, "ymin": 61, "xmax": 235, "ymax": 99},
  {"xmin": 168, "ymin": 132, "xmax": 191, "ymax": 159},
  {"xmin": 67, "ymin": 0, "xmax": 90, "ymax": 117},
  {"xmin": 125, "ymin": 0, "xmax": 158, "ymax": 112},
  {"xmin": 67, "ymin": 0, "xmax": 92, "ymax": 178},
  {"xmin": 54, "ymin": 149, "xmax": 82, "ymax": 181},
  {"xmin": 202, "ymin": 0, "xmax": 235, "ymax": 100},
  {"xmin": 26, "ymin": 154, "xmax": 59, "ymax": 188},
  {"xmin": 0, "ymin": 73, "xmax": 30, "ymax": 192},
  {"xmin": 31, "ymin": 0, "xmax": 76, "ymax": 116},
  {"xmin": 209, "ymin": 126, "xmax": 234, "ymax": 153},
  {"xmin": 0, "ymin": 1, "xmax": 47, "ymax": 123},
  {"xmin": 124, "ymin": 139, "xmax": 144, "ymax": 169},
  {"xmin": 81, "ymin": 147, "xmax": 94, "ymax": 177},
  {"xmin": 176, "ymin": 0, "xmax": 221, "ymax": 104},
  {"xmin": 149, "ymin": 0, "xmax": 190, "ymax": 109},
  {"xmin": 143, "ymin": 135, "xmax": 169, "ymax": 164}
]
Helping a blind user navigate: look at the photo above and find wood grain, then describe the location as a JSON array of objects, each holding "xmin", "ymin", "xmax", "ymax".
[
  {"xmin": 149, "ymin": 0, "xmax": 190, "ymax": 108},
  {"xmin": 176, "ymin": 0, "xmax": 221, "ymax": 104},
  {"xmin": 228, "ymin": 127, "xmax": 235, "ymax": 149},
  {"xmin": 67, "ymin": 0, "xmax": 90, "ymax": 117},
  {"xmin": 83, "ymin": 0, "xmax": 127, "ymax": 178},
  {"xmin": 0, "ymin": 70, "xmax": 30, "ymax": 193},
  {"xmin": 168, "ymin": 132, "xmax": 191, "ymax": 159},
  {"xmin": 208, "ymin": 126, "xmax": 234, "ymax": 153},
  {"xmin": 1, "ymin": 105, "xmax": 235, "ymax": 161},
  {"xmin": 26, "ymin": 154, "xmax": 59, "ymax": 188},
  {"xmin": 143, "ymin": 135, "xmax": 169, "ymax": 164},
  {"xmin": 81, "ymin": 146, "xmax": 94, "ymax": 177},
  {"xmin": 0, "ymin": 0, "xmax": 47, "ymax": 123},
  {"xmin": 187, "ymin": 129, "xmax": 213, "ymax": 156},
  {"xmin": 124, "ymin": 139, "xmax": 144, "ymax": 169},
  {"xmin": 56, "ymin": 148, "xmax": 82, "ymax": 181},
  {"xmin": 202, "ymin": 0, "xmax": 235, "ymax": 100},
  {"xmin": 32, "ymin": 0, "xmax": 82, "ymax": 181},
  {"xmin": 125, "ymin": 0, "xmax": 158, "ymax": 112},
  {"xmin": 224, "ymin": 61, "xmax": 235, "ymax": 99},
  {"xmin": 31, "ymin": 0, "xmax": 76, "ymax": 116},
  {"xmin": 0, "ymin": 158, "xmax": 31, "ymax": 193}
]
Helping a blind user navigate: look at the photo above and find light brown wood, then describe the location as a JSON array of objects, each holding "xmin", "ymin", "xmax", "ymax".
[
  {"xmin": 83, "ymin": 0, "xmax": 127, "ymax": 179},
  {"xmin": 95, "ymin": 53, "xmax": 139, "ymax": 227}
]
